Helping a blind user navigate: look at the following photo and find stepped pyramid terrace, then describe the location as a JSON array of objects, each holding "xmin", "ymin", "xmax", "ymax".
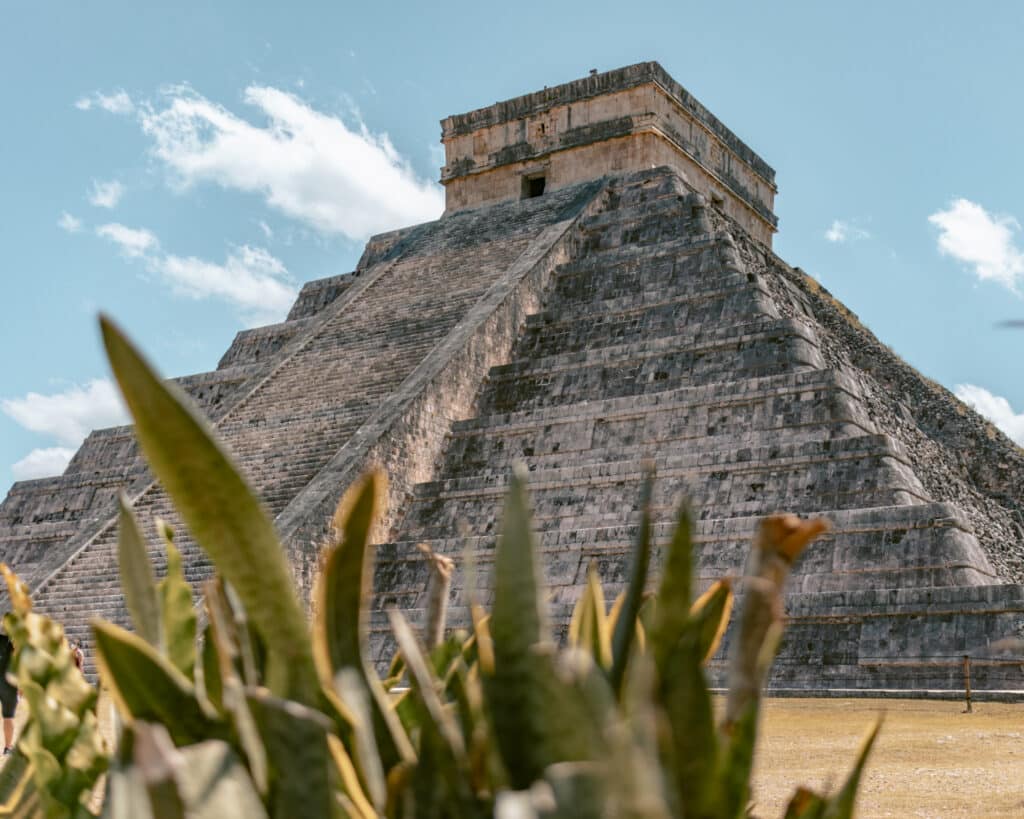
[{"xmin": 2, "ymin": 62, "xmax": 1023, "ymax": 695}]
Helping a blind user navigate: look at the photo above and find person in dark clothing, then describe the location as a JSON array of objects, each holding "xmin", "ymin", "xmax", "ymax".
[{"xmin": 0, "ymin": 629, "xmax": 16, "ymax": 754}]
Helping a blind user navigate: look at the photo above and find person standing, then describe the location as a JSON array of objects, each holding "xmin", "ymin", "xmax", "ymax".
[
  {"xmin": 0, "ymin": 629, "xmax": 16, "ymax": 755},
  {"xmin": 70, "ymin": 640, "xmax": 84, "ymax": 673}
]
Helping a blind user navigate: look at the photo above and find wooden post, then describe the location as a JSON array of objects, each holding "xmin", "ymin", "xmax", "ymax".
[{"xmin": 962, "ymin": 654, "xmax": 973, "ymax": 713}]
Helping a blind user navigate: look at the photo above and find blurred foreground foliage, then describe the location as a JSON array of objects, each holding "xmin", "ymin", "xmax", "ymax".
[{"xmin": 0, "ymin": 317, "xmax": 878, "ymax": 818}]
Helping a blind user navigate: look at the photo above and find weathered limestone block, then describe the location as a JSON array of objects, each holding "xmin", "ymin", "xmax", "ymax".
[
  {"xmin": 217, "ymin": 320, "xmax": 314, "ymax": 369},
  {"xmin": 286, "ymin": 274, "xmax": 356, "ymax": 320},
  {"xmin": 441, "ymin": 62, "xmax": 777, "ymax": 244}
]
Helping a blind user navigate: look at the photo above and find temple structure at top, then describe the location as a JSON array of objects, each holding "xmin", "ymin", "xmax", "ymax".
[{"xmin": 440, "ymin": 61, "xmax": 778, "ymax": 245}]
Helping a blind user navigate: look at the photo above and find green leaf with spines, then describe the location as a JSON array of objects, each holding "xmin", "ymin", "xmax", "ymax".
[
  {"xmin": 690, "ymin": 580, "xmax": 734, "ymax": 666},
  {"xmin": 91, "ymin": 619, "xmax": 225, "ymax": 747},
  {"xmin": 659, "ymin": 627, "xmax": 717, "ymax": 818},
  {"xmin": 116, "ymin": 495, "xmax": 162, "ymax": 651},
  {"xmin": 388, "ymin": 609, "xmax": 480, "ymax": 816},
  {"xmin": 200, "ymin": 624, "xmax": 224, "ymax": 714},
  {"xmin": 483, "ymin": 467, "xmax": 552, "ymax": 789},
  {"xmin": 156, "ymin": 531, "xmax": 196, "ymax": 681},
  {"xmin": 201, "ymin": 579, "xmax": 269, "ymax": 795},
  {"xmin": 651, "ymin": 499, "xmax": 695, "ymax": 674},
  {"xmin": 312, "ymin": 471, "xmax": 413, "ymax": 772},
  {"xmin": 99, "ymin": 315, "xmax": 318, "ymax": 706},
  {"xmin": 609, "ymin": 465, "xmax": 655, "ymax": 696},
  {"xmin": 569, "ymin": 562, "xmax": 611, "ymax": 670},
  {"xmin": 332, "ymin": 670, "xmax": 386, "ymax": 815},
  {"xmin": 715, "ymin": 700, "xmax": 759, "ymax": 819},
  {"xmin": 246, "ymin": 690, "xmax": 335, "ymax": 819}
]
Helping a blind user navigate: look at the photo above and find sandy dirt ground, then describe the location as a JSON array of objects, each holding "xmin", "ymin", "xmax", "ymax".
[{"xmin": 750, "ymin": 698, "xmax": 1024, "ymax": 818}]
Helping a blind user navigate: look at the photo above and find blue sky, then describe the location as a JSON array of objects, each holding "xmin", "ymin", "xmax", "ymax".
[{"xmin": 2, "ymin": 0, "xmax": 1023, "ymax": 498}]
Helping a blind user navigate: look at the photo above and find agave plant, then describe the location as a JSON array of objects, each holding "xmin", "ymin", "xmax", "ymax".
[{"xmin": 0, "ymin": 315, "xmax": 879, "ymax": 818}]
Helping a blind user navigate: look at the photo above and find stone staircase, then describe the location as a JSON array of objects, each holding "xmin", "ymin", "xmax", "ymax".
[
  {"xmin": 16, "ymin": 182, "xmax": 599, "ymax": 678},
  {"xmin": 2, "ymin": 166, "xmax": 1021, "ymax": 694},
  {"xmin": 367, "ymin": 171, "xmax": 1011, "ymax": 691}
]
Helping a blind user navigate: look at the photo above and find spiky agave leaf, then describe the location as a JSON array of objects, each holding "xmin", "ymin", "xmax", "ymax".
[
  {"xmin": 609, "ymin": 464, "xmax": 655, "ymax": 696},
  {"xmin": 91, "ymin": 620, "xmax": 225, "ymax": 747},
  {"xmin": 311, "ymin": 470, "xmax": 414, "ymax": 772},
  {"xmin": 116, "ymin": 494, "xmax": 162, "ymax": 652},
  {"xmin": 568, "ymin": 562, "xmax": 611, "ymax": 670},
  {"xmin": 484, "ymin": 467, "xmax": 598, "ymax": 789},
  {"xmin": 156, "ymin": 531, "xmax": 196, "ymax": 681},
  {"xmin": 100, "ymin": 316, "xmax": 318, "ymax": 706}
]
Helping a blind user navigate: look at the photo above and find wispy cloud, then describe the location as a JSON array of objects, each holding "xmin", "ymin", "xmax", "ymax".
[
  {"xmin": 136, "ymin": 84, "xmax": 443, "ymax": 240},
  {"xmin": 96, "ymin": 222, "xmax": 295, "ymax": 325},
  {"xmin": 58, "ymin": 212, "xmax": 83, "ymax": 233},
  {"xmin": 929, "ymin": 198, "xmax": 1024, "ymax": 293},
  {"xmin": 2, "ymin": 379, "xmax": 127, "ymax": 446},
  {"xmin": 75, "ymin": 90, "xmax": 134, "ymax": 115},
  {"xmin": 3, "ymin": 379, "xmax": 130, "ymax": 481},
  {"xmin": 97, "ymin": 223, "xmax": 158, "ymax": 258},
  {"xmin": 955, "ymin": 384, "xmax": 1024, "ymax": 446},
  {"xmin": 11, "ymin": 448, "xmax": 78, "ymax": 481},
  {"xmin": 824, "ymin": 219, "xmax": 870, "ymax": 243},
  {"xmin": 89, "ymin": 179, "xmax": 126, "ymax": 209},
  {"xmin": 156, "ymin": 245, "xmax": 296, "ymax": 324}
]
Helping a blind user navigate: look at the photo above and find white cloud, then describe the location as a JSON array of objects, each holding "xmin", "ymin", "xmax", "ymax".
[
  {"xmin": 75, "ymin": 90, "xmax": 134, "ymax": 115},
  {"xmin": 954, "ymin": 384, "xmax": 1024, "ymax": 446},
  {"xmin": 89, "ymin": 179, "xmax": 126, "ymax": 209},
  {"xmin": 825, "ymin": 219, "xmax": 870, "ymax": 243},
  {"xmin": 2, "ymin": 379, "xmax": 128, "ymax": 448},
  {"xmin": 156, "ymin": 245, "xmax": 296, "ymax": 325},
  {"xmin": 11, "ymin": 448, "xmax": 77, "ymax": 481},
  {"xmin": 97, "ymin": 223, "xmax": 159, "ymax": 258},
  {"xmin": 258, "ymin": 220, "xmax": 273, "ymax": 239},
  {"xmin": 58, "ymin": 212, "xmax": 83, "ymax": 233},
  {"xmin": 96, "ymin": 222, "xmax": 295, "ymax": 324},
  {"xmin": 137, "ymin": 84, "xmax": 443, "ymax": 239},
  {"xmin": 929, "ymin": 198, "xmax": 1024, "ymax": 293}
]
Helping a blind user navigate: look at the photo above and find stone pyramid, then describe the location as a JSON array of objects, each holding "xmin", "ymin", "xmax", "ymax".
[{"xmin": 2, "ymin": 63, "xmax": 1022, "ymax": 694}]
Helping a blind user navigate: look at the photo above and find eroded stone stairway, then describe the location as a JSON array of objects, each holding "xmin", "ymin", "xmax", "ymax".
[
  {"xmin": 2, "ymin": 168, "xmax": 1022, "ymax": 694},
  {"xmin": 3, "ymin": 183, "xmax": 600, "ymax": 676},
  {"xmin": 369, "ymin": 172, "xmax": 1022, "ymax": 692}
]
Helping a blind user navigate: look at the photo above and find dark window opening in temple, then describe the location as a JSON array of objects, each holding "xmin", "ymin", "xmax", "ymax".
[{"xmin": 523, "ymin": 175, "xmax": 546, "ymax": 199}]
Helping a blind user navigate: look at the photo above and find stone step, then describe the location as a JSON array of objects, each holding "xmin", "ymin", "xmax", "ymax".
[
  {"xmin": 418, "ymin": 434, "xmax": 911, "ymax": 497},
  {"xmin": 527, "ymin": 269, "xmax": 769, "ymax": 325},
  {"xmin": 575, "ymin": 195, "xmax": 706, "ymax": 251},
  {"xmin": 444, "ymin": 372, "xmax": 874, "ymax": 474},
  {"xmin": 375, "ymin": 503, "xmax": 993, "ymax": 611},
  {"xmin": 480, "ymin": 318, "xmax": 824, "ymax": 414},
  {"xmin": 545, "ymin": 239, "xmax": 734, "ymax": 306},
  {"xmin": 453, "ymin": 370, "xmax": 863, "ymax": 434},
  {"xmin": 400, "ymin": 435, "xmax": 930, "ymax": 541},
  {"xmin": 492, "ymin": 317, "xmax": 814, "ymax": 378},
  {"xmin": 40, "ymin": 558, "xmax": 213, "ymax": 587},
  {"xmin": 518, "ymin": 283, "xmax": 778, "ymax": 360}
]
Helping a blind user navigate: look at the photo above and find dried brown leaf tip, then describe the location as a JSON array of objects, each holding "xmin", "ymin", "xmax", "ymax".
[
  {"xmin": 416, "ymin": 542, "xmax": 455, "ymax": 581},
  {"xmin": 758, "ymin": 514, "xmax": 829, "ymax": 564}
]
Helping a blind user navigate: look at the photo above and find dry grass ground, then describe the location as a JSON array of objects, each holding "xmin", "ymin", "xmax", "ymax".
[
  {"xmin": 749, "ymin": 697, "xmax": 1024, "ymax": 818},
  {"xmin": 4, "ymin": 693, "xmax": 1022, "ymax": 816}
]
